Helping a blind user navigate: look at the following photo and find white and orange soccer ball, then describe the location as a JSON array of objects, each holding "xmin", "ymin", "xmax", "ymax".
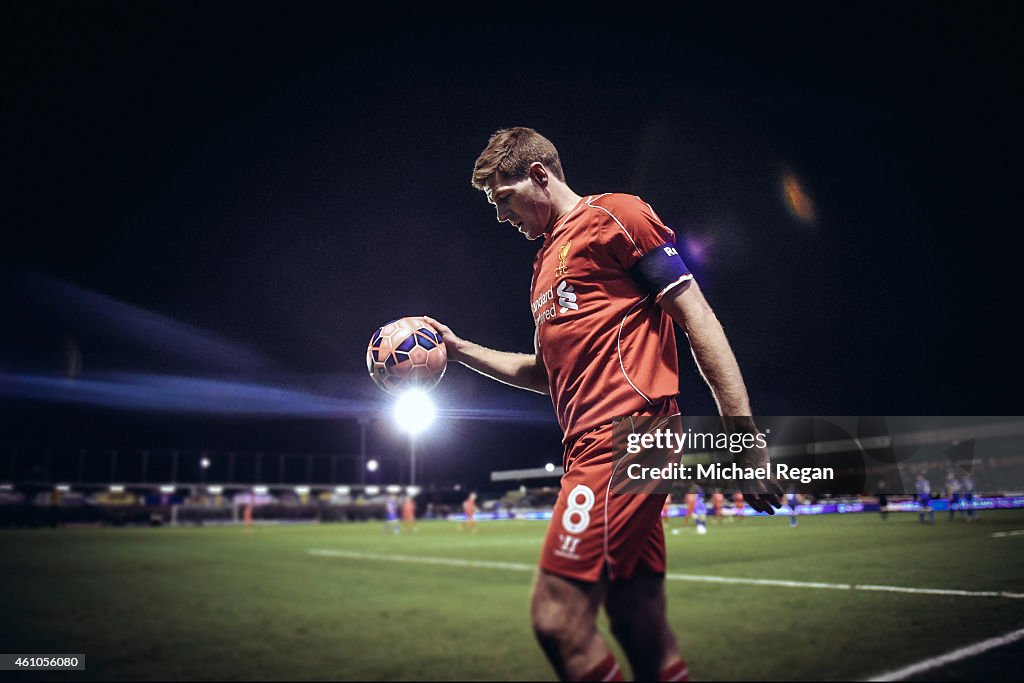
[{"xmin": 366, "ymin": 316, "xmax": 447, "ymax": 395}]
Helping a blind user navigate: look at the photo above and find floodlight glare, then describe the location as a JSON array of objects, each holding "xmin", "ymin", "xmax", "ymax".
[
  {"xmin": 394, "ymin": 389, "xmax": 435, "ymax": 435},
  {"xmin": 367, "ymin": 459, "xmax": 379, "ymax": 472},
  {"xmin": 200, "ymin": 457, "xmax": 211, "ymax": 469},
  {"xmin": 545, "ymin": 463, "xmax": 555, "ymax": 472}
]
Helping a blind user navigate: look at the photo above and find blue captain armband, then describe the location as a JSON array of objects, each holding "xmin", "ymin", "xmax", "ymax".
[{"xmin": 629, "ymin": 243, "xmax": 693, "ymax": 302}]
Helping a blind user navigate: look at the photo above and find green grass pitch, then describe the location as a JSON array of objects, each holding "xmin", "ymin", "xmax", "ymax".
[{"xmin": 2, "ymin": 510, "xmax": 1023, "ymax": 681}]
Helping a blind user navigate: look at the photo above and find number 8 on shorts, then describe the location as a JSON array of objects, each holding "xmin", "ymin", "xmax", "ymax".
[{"xmin": 561, "ymin": 484, "xmax": 595, "ymax": 534}]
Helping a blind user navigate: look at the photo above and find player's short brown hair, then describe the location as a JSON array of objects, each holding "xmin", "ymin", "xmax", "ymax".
[{"xmin": 471, "ymin": 127, "xmax": 565, "ymax": 190}]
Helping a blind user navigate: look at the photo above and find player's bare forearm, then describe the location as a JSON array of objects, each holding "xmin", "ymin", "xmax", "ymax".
[
  {"xmin": 659, "ymin": 282, "xmax": 782, "ymax": 512},
  {"xmin": 455, "ymin": 342, "xmax": 549, "ymax": 394},
  {"xmin": 659, "ymin": 281, "xmax": 752, "ymax": 417},
  {"xmin": 421, "ymin": 316, "xmax": 549, "ymax": 395}
]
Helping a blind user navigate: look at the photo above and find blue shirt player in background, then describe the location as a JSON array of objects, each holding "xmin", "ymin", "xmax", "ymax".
[
  {"xmin": 961, "ymin": 473, "xmax": 977, "ymax": 522},
  {"xmin": 915, "ymin": 472, "xmax": 934, "ymax": 525},
  {"xmin": 385, "ymin": 495, "xmax": 400, "ymax": 535},
  {"xmin": 693, "ymin": 487, "xmax": 708, "ymax": 535},
  {"xmin": 945, "ymin": 471, "xmax": 961, "ymax": 522}
]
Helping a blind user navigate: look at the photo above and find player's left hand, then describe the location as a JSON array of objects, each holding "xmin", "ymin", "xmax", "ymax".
[{"xmin": 728, "ymin": 422, "xmax": 783, "ymax": 515}]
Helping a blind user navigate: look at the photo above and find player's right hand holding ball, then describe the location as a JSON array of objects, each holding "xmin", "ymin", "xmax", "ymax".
[{"xmin": 420, "ymin": 316, "xmax": 468, "ymax": 363}]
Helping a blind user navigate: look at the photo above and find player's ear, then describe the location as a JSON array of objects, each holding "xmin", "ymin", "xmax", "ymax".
[{"xmin": 529, "ymin": 161, "xmax": 548, "ymax": 186}]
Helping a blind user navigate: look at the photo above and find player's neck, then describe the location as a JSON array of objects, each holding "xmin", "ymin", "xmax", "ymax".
[{"xmin": 549, "ymin": 184, "xmax": 584, "ymax": 228}]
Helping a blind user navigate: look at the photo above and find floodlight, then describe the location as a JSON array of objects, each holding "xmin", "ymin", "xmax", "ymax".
[{"xmin": 394, "ymin": 389, "xmax": 435, "ymax": 435}]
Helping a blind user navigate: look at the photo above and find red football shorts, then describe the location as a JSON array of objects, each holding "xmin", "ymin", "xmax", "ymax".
[{"xmin": 539, "ymin": 399, "xmax": 679, "ymax": 583}]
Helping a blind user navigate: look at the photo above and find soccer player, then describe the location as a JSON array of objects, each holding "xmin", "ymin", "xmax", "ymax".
[
  {"xmin": 960, "ymin": 472, "xmax": 977, "ymax": 521},
  {"xmin": 915, "ymin": 472, "xmax": 934, "ymax": 525},
  {"xmin": 785, "ymin": 487, "xmax": 798, "ymax": 528},
  {"xmin": 461, "ymin": 491, "xmax": 478, "ymax": 533},
  {"xmin": 683, "ymin": 487, "xmax": 697, "ymax": 526},
  {"xmin": 692, "ymin": 487, "xmax": 708, "ymax": 535},
  {"xmin": 877, "ymin": 480, "xmax": 889, "ymax": 521},
  {"xmin": 401, "ymin": 494, "xmax": 417, "ymax": 534},
  {"xmin": 944, "ymin": 470, "xmax": 961, "ymax": 522},
  {"xmin": 384, "ymin": 495, "xmax": 400, "ymax": 535},
  {"xmin": 424, "ymin": 127, "xmax": 781, "ymax": 682},
  {"xmin": 711, "ymin": 488, "xmax": 725, "ymax": 524},
  {"xmin": 732, "ymin": 489, "xmax": 746, "ymax": 522}
]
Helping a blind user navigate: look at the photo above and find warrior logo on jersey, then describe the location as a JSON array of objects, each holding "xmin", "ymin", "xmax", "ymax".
[{"xmin": 555, "ymin": 240, "xmax": 571, "ymax": 276}]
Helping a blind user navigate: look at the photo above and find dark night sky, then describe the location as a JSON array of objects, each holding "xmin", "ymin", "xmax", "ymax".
[{"xmin": 1, "ymin": 2, "xmax": 1021, "ymax": 489}]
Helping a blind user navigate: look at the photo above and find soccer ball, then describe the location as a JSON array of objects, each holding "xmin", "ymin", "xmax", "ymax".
[{"xmin": 366, "ymin": 316, "xmax": 447, "ymax": 395}]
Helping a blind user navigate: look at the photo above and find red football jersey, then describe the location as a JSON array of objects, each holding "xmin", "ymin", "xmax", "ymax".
[{"xmin": 530, "ymin": 193, "xmax": 691, "ymax": 444}]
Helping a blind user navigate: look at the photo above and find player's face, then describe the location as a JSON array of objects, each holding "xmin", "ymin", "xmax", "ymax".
[{"xmin": 485, "ymin": 172, "xmax": 551, "ymax": 241}]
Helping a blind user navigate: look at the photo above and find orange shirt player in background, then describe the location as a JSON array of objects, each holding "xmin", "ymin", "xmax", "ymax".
[
  {"xmin": 733, "ymin": 490, "xmax": 746, "ymax": 521},
  {"xmin": 424, "ymin": 127, "xmax": 780, "ymax": 682},
  {"xmin": 401, "ymin": 494, "xmax": 417, "ymax": 534},
  {"xmin": 712, "ymin": 489, "xmax": 725, "ymax": 523},
  {"xmin": 461, "ymin": 492, "xmax": 477, "ymax": 533}
]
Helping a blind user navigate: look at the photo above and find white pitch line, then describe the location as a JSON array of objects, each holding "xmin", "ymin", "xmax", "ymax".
[
  {"xmin": 991, "ymin": 529, "xmax": 1024, "ymax": 538},
  {"xmin": 864, "ymin": 625, "xmax": 1024, "ymax": 681},
  {"xmin": 308, "ymin": 549, "xmax": 1024, "ymax": 599},
  {"xmin": 856, "ymin": 584, "xmax": 1024, "ymax": 599},
  {"xmin": 309, "ymin": 549, "xmax": 534, "ymax": 572},
  {"xmin": 665, "ymin": 573, "xmax": 852, "ymax": 591}
]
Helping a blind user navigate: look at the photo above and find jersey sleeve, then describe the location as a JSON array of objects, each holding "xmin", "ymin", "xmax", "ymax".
[{"xmin": 591, "ymin": 194, "xmax": 693, "ymax": 301}]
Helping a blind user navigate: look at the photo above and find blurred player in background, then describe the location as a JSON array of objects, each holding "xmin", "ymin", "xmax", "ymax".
[
  {"xmin": 915, "ymin": 472, "xmax": 934, "ymax": 525},
  {"xmin": 461, "ymin": 492, "xmax": 478, "ymax": 533},
  {"xmin": 945, "ymin": 471, "xmax": 961, "ymax": 522},
  {"xmin": 402, "ymin": 494, "xmax": 417, "ymax": 534},
  {"xmin": 786, "ymin": 487, "xmax": 798, "ymax": 527},
  {"xmin": 385, "ymin": 495, "xmax": 400, "ymax": 535},
  {"xmin": 424, "ymin": 127, "xmax": 780, "ymax": 682},
  {"xmin": 711, "ymin": 488, "xmax": 724, "ymax": 524},
  {"xmin": 683, "ymin": 487, "xmax": 697, "ymax": 527},
  {"xmin": 732, "ymin": 489, "xmax": 746, "ymax": 522},
  {"xmin": 960, "ymin": 472, "xmax": 977, "ymax": 521},
  {"xmin": 692, "ymin": 487, "xmax": 708, "ymax": 535}
]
